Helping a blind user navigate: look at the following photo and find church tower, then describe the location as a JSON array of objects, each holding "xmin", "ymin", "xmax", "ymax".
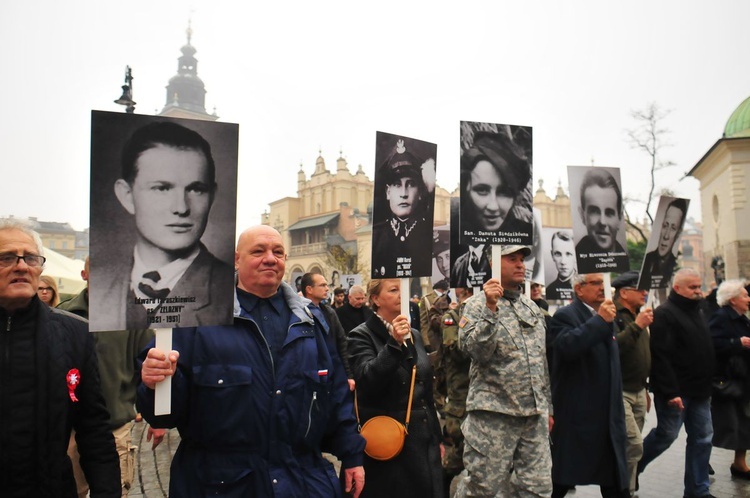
[{"xmin": 159, "ymin": 22, "xmax": 218, "ymax": 121}]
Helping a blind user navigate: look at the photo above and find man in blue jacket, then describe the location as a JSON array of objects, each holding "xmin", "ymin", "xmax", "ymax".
[{"xmin": 138, "ymin": 225, "xmax": 365, "ymax": 497}]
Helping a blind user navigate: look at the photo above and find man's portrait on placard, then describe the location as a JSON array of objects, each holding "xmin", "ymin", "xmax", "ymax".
[
  {"xmin": 371, "ymin": 132, "xmax": 437, "ymax": 279},
  {"xmin": 88, "ymin": 111, "xmax": 237, "ymax": 332},
  {"xmin": 568, "ymin": 166, "xmax": 629, "ymax": 274},
  {"xmin": 342, "ymin": 274, "xmax": 361, "ymax": 291},
  {"xmin": 430, "ymin": 225, "xmax": 451, "ymax": 288},
  {"xmin": 524, "ymin": 208, "xmax": 544, "ymax": 284},
  {"xmin": 638, "ymin": 196, "xmax": 690, "ymax": 290},
  {"xmin": 459, "ymin": 121, "xmax": 533, "ymax": 246},
  {"xmin": 543, "ymin": 227, "xmax": 577, "ymax": 300}
]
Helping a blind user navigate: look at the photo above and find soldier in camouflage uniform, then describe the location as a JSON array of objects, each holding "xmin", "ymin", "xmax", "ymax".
[
  {"xmin": 441, "ymin": 287, "xmax": 473, "ymax": 486},
  {"xmin": 456, "ymin": 245, "xmax": 553, "ymax": 498}
]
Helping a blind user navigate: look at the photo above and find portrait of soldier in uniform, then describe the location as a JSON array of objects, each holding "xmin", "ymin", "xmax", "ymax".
[
  {"xmin": 89, "ymin": 112, "xmax": 237, "ymax": 331},
  {"xmin": 371, "ymin": 132, "xmax": 437, "ymax": 279}
]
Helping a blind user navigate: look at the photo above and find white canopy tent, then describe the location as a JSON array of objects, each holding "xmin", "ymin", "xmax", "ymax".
[{"xmin": 41, "ymin": 248, "xmax": 86, "ymax": 296}]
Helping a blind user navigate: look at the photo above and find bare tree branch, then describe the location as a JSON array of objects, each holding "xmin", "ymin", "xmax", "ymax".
[{"xmin": 626, "ymin": 102, "xmax": 675, "ymax": 225}]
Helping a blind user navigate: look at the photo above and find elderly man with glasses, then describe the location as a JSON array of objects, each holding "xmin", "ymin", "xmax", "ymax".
[
  {"xmin": 549, "ymin": 273, "xmax": 629, "ymax": 498},
  {"xmin": 0, "ymin": 219, "xmax": 119, "ymax": 496}
]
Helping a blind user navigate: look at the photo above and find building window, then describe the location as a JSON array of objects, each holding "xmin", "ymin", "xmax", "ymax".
[{"xmin": 49, "ymin": 241, "xmax": 55, "ymax": 249}]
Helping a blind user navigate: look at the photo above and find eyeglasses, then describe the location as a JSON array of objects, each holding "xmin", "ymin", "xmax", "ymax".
[
  {"xmin": 38, "ymin": 287, "xmax": 53, "ymax": 292},
  {"xmin": 581, "ymin": 279, "xmax": 604, "ymax": 287},
  {"xmin": 0, "ymin": 253, "xmax": 46, "ymax": 268},
  {"xmin": 622, "ymin": 287, "xmax": 646, "ymax": 293}
]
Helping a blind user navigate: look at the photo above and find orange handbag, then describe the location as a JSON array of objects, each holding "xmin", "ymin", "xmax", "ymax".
[{"xmin": 355, "ymin": 364, "xmax": 417, "ymax": 461}]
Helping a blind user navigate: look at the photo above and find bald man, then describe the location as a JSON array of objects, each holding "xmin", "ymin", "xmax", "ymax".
[{"xmin": 137, "ymin": 225, "xmax": 365, "ymax": 497}]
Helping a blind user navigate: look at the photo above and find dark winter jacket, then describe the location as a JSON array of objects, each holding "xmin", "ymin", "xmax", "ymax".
[
  {"xmin": 316, "ymin": 302, "xmax": 354, "ymax": 379},
  {"xmin": 336, "ymin": 301, "xmax": 374, "ymax": 334},
  {"xmin": 58, "ymin": 288, "xmax": 154, "ymax": 429},
  {"xmin": 0, "ymin": 297, "xmax": 120, "ymax": 497},
  {"xmin": 650, "ymin": 291, "xmax": 715, "ymax": 399},
  {"xmin": 614, "ymin": 299, "xmax": 651, "ymax": 392},
  {"xmin": 348, "ymin": 314, "xmax": 444, "ymax": 498},
  {"xmin": 136, "ymin": 283, "xmax": 364, "ymax": 497},
  {"xmin": 709, "ymin": 306, "xmax": 750, "ymax": 400},
  {"xmin": 550, "ymin": 298, "xmax": 628, "ymax": 490}
]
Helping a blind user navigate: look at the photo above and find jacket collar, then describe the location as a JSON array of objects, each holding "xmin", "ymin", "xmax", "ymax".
[{"xmin": 233, "ymin": 280, "xmax": 314, "ymax": 325}]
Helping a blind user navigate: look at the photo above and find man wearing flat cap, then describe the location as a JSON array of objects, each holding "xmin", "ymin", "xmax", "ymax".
[
  {"xmin": 372, "ymin": 138, "xmax": 433, "ymax": 278},
  {"xmin": 460, "ymin": 132, "xmax": 532, "ymax": 239},
  {"xmin": 457, "ymin": 245, "xmax": 553, "ymax": 497},
  {"xmin": 612, "ymin": 270, "xmax": 653, "ymax": 496}
]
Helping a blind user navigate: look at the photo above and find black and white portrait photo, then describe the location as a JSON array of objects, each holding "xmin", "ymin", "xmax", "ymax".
[
  {"xmin": 568, "ymin": 166, "xmax": 629, "ymax": 274},
  {"xmin": 88, "ymin": 111, "xmax": 237, "ymax": 332},
  {"xmin": 543, "ymin": 227, "xmax": 577, "ymax": 300},
  {"xmin": 638, "ymin": 196, "xmax": 690, "ymax": 290},
  {"xmin": 524, "ymin": 208, "xmax": 544, "ymax": 284},
  {"xmin": 431, "ymin": 225, "xmax": 450, "ymax": 288},
  {"xmin": 459, "ymin": 121, "xmax": 533, "ymax": 246},
  {"xmin": 371, "ymin": 132, "xmax": 437, "ymax": 279},
  {"xmin": 342, "ymin": 274, "xmax": 362, "ymax": 291}
]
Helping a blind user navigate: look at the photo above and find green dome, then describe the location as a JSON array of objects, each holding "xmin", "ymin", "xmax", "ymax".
[{"xmin": 724, "ymin": 95, "xmax": 750, "ymax": 138}]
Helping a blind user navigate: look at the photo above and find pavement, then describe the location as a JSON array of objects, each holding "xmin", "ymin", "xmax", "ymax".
[{"xmin": 126, "ymin": 408, "xmax": 750, "ymax": 498}]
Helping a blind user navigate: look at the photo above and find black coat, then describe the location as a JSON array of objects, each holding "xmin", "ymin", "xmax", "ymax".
[
  {"xmin": 550, "ymin": 299, "xmax": 628, "ymax": 490},
  {"xmin": 650, "ymin": 291, "xmax": 715, "ymax": 399},
  {"xmin": 0, "ymin": 298, "xmax": 120, "ymax": 497},
  {"xmin": 348, "ymin": 315, "xmax": 444, "ymax": 498},
  {"xmin": 710, "ymin": 306, "xmax": 750, "ymax": 398},
  {"xmin": 336, "ymin": 301, "xmax": 374, "ymax": 334}
]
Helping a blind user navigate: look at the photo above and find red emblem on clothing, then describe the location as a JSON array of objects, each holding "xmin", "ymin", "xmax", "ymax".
[{"xmin": 66, "ymin": 368, "xmax": 81, "ymax": 402}]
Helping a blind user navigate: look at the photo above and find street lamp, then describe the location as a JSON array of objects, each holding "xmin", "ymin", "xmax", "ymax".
[{"xmin": 114, "ymin": 66, "xmax": 136, "ymax": 113}]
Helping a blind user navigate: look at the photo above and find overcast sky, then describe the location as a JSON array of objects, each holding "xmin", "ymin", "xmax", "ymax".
[{"xmin": 2, "ymin": 1, "xmax": 749, "ymax": 235}]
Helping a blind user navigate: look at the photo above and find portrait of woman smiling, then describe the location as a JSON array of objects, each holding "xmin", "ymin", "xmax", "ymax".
[{"xmin": 459, "ymin": 126, "xmax": 532, "ymax": 244}]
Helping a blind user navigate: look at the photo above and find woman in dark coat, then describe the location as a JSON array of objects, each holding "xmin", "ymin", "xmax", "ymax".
[
  {"xmin": 348, "ymin": 279, "xmax": 444, "ymax": 498},
  {"xmin": 709, "ymin": 279, "xmax": 750, "ymax": 479}
]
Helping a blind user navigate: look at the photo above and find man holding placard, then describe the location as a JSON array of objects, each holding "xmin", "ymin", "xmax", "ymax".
[
  {"xmin": 138, "ymin": 225, "xmax": 365, "ymax": 497},
  {"xmin": 457, "ymin": 245, "xmax": 552, "ymax": 497}
]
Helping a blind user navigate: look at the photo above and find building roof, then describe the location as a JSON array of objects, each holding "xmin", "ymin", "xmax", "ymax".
[
  {"xmin": 724, "ymin": 95, "xmax": 750, "ymax": 138},
  {"xmin": 287, "ymin": 213, "xmax": 339, "ymax": 231}
]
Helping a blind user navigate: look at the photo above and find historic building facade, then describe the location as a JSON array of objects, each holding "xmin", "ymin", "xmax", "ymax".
[
  {"xmin": 689, "ymin": 94, "xmax": 750, "ymax": 281},
  {"xmin": 261, "ymin": 152, "xmax": 455, "ymax": 287}
]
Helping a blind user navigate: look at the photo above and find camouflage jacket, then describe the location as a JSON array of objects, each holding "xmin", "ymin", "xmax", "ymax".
[
  {"xmin": 442, "ymin": 304, "xmax": 470, "ymax": 419},
  {"xmin": 459, "ymin": 289, "xmax": 552, "ymax": 417}
]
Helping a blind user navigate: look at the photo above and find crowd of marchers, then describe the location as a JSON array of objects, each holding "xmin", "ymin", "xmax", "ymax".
[{"xmin": 4, "ymin": 216, "xmax": 750, "ymax": 498}]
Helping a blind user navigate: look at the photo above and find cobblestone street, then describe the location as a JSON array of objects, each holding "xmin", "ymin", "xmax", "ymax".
[{"xmin": 127, "ymin": 408, "xmax": 750, "ymax": 498}]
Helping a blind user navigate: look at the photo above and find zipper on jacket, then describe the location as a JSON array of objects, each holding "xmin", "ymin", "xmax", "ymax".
[
  {"xmin": 237, "ymin": 315, "xmax": 276, "ymax": 383},
  {"xmin": 304, "ymin": 391, "xmax": 317, "ymax": 439}
]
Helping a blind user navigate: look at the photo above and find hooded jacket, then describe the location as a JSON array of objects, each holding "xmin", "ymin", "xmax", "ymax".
[{"xmin": 136, "ymin": 282, "xmax": 364, "ymax": 497}]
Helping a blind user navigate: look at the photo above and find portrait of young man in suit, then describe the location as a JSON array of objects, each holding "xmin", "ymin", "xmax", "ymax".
[{"xmin": 89, "ymin": 116, "xmax": 236, "ymax": 331}]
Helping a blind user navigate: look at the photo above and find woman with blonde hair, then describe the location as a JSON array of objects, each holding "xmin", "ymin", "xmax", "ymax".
[
  {"xmin": 37, "ymin": 275, "xmax": 59, "ymax": 307},
  {"xmin": 348, "ymin": 278, "xmax": 444, "ymax": 497}
]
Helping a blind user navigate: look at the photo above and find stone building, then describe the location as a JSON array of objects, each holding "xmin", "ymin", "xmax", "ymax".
[
  {"xmin": 159, "ymin": 22, "xmax": 218, "ymax": 122},
  {"xmin": 261, "ymin": 151, "xmax": 455, "ymax": 287},
  {"xmin": 689, "ymin": 94, "xmax": 750, "ymax": 281}
]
